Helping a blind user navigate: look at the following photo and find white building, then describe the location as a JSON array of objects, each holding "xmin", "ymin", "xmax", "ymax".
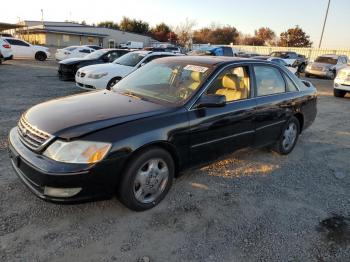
[{"xmin": 11, "ymin": 21, "xmax": 155, "ymax": 48}]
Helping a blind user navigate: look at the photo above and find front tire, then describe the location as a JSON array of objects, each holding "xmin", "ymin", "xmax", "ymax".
[
  {"xmin": 328, "ymin": 70, "xmax": 336, "ymax": 80},
  {"xmin": 35, "ymin": 52, "xmax": 47, "ymax": 61},
  {"xmin": 118, "ymin": 147, "xmax": 175, "ymax": 211},
  {"xmin": 106, "ymin": 77, "xmax": 121, "ymax": 90},
  {"xmin": 298, "ymin": 63, "xmax": 306, "ymax": 73},
  {"xmin": 273, "ymin": 116, "xmax": 300, "ymax": 155},
  {"xmin": 334, "ymin": 89, "xmax": 346, "ymax": 98}
]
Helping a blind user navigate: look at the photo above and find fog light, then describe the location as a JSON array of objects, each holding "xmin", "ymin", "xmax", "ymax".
[
  {"xmin": 335, "ymin": 83, "xmax": 339, "ymax": 87},
  {"xmin": 44, "ymin": 187, "xmax": 82, "ymax": 198}
]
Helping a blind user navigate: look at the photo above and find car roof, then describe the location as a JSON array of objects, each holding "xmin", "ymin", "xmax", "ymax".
[{"xmin": 155, "ymin": 55, "xmax": 254, "ymax": 66}]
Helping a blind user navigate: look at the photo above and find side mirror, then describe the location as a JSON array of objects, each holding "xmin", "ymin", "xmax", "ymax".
[{"xmin": 194, "ymin": 94, "xmax": 226, "ymax": 109}]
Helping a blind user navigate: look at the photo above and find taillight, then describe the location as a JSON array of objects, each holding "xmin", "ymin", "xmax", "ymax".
[{"xmin": 2, "ymin": 44, "xmax": 11, "ymax": 49}]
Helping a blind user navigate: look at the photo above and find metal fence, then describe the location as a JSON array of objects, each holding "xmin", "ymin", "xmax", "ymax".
[
  {"xmin": 192, "ymin": 44, "xmax": 350, "ymax": 61},
  {"xmin": 232, "ymin": 45, "xmax": 350, "ymax": 61}
]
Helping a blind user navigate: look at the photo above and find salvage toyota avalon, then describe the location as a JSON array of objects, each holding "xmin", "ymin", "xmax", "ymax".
[{"xmin": 8, "ymin": 56, "xmax": 317, "ymax": 211}]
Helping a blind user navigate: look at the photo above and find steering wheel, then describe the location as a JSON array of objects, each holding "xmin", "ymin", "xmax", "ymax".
[{"xmin": 177, "ymin": 87, "xmax": 192, "ymax": 100}]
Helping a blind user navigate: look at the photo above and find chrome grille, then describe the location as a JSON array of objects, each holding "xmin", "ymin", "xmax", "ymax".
[{"xmin": 17, "ymin": 116, "xmax": 53, "ymax": 151}]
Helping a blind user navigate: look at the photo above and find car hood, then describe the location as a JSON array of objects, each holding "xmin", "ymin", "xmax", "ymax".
[
  {"xmin": 78, "ymin": 63, "xmax": 133, "ymax": 75},
  {"xmin": 23, "ymin": 90, "xmax": 172, "ymax": 139},
  {"xmin": 59, "ymin": 57, "xmax": 95, "ymax": 65}
]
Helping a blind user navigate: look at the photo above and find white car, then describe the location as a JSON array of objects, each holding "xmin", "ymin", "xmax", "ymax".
[
  {"xmin": 334, "ymin": 67, "xmax": 350, "ymax": 97},
  {"xmin": 253, "ymin": 56, "xmax": 298, "ymax": 75},
  {"xmin": 2, "ymin": 37, "xmax": 50, "ymax": 61},
  {"xmin": 55, "ymin": 46, "xmax": 96, "ymax": 61},
  {"xmin": 0, "ymin": 37, "xmax": 13, "ymax": 63},
  {"xmin": 75, "ymin": 51, "xmax": 179, "ymax": 90}
]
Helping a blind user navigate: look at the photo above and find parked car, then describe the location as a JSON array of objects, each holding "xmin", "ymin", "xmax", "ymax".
[
  {"xmin": 334, "ymin": 67, "xmax": 350, "ymax": 97},
  {"xmin": 2, "ymin": 37, "xmax": 50, "ymax": 61},
  {"xmin": 144, "ymin": 46, "xmax": 182, "ymax": 54},
  {"xmin": 55, "ymin": 46, "xmax": 96, "ymax": 61},
  {"xmin": 252, "ymin": 56, "xmax": 299, "ymax": 75},
  {"xmin": 0, "ymin": 37, "xmax": 13, "ymax": 63},
  {"xmin": 120, "ymin": 41, "xmax": 143, "ymax": 49},
  {"xmin": 305, "ymin": 54, "xmax": 348, "ymax": 80},
  {"xmin": 75, "ymin": 51, "xmax": 179, "ymax": 90},
  {"xmin": 8, "ymin": 56, "xmax": 317, "ymax": 211},
  {"xmin": 269, "ymin": 51, "xmax": 308, "ymax": 73},
  {"xmin": 188, "ymin": 46, "xmax": 239, "ymax": 57},
  {"xmin": 58, "ymin": 49, "xmax": 130, "ymax": 81}
]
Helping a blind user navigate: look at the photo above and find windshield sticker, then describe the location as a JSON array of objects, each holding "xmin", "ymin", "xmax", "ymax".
[{"xmin": 184, "ymin": 65, "xmax": 208, "ymax": 73}]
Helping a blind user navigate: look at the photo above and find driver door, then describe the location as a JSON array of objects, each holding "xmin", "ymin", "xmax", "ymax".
[{"xmin": 188, "ymin": 65, "xmax": 256, "ymax": 166}]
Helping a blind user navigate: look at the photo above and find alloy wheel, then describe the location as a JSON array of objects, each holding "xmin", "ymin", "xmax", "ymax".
[{"xmin": 282, "ymin": 122, "xmax": 298, "ymax": 151}]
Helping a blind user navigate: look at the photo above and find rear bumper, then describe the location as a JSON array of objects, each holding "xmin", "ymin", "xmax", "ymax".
[
  {"xmin": 8, "ymin": 127, "xmax": 123, "ymax": 203},
  {"xmin": 4, "ymin": 54, "xmax": 13, "ymax": 61}
]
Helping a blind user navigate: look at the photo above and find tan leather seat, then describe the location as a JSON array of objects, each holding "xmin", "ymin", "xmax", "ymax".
[
  {"xmin": 188, "ymin": 71, "xmax": 202, "ymax": 90},
  {"xmin": 215, "ymin": 74, "xmax": 242, "ymax": 101}
]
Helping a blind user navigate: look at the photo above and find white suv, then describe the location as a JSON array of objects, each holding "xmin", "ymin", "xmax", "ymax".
[
  {"xmin": 2, "ymin": 37, "xmax": 50, "ymax": 61},
  {"xmin": 0, "ymin": 37, "xmax": 13, "ymax": 63}
]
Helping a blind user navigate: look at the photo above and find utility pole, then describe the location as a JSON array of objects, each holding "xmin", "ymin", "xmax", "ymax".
[{"xmin": 319, "ymin": 0, "xmax": 331, "ymax": 48}]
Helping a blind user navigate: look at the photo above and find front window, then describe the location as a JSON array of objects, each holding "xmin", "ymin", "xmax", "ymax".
[
  {"xmin": 113, "ymin": 52, "xmax": 147, "ymax": 67},
  {"xmin": 112, "ymin": 60, "xmax": 214, "ymax": 105},
  {"xmin": 315, "ymin": 56, "xmax": 337, "ymax": 65}
]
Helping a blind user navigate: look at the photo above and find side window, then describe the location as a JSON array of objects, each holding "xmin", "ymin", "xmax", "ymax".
[
  {"xmin": 106, "ymin": 52, "xmax": 119, "ymax": 62},
  {"xmin": 79, "ymin": 49, "xmax": 91, "ymax": 53},
  {"xmin": 223, "ymin": 47, "xmax": 233, "ymax": 57},
  {"xmin": 206, "ymin": 66, "xmax": 250, "ymax": 102},
  {"xmin": 16, "ymin": 40, "xmax": 30, "ymax": 47},
  {"xmin": 283, "ymin": 73, "xmax": 298, "ymax": 92},
  {"xmin": 254, "ymin": 66, "xmax": 286, "ymax": 96}
]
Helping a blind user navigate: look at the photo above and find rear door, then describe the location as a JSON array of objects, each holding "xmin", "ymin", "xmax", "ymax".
[{"xmin": 252, "ymin": 64, "xmax": 293, "ymax": 147}]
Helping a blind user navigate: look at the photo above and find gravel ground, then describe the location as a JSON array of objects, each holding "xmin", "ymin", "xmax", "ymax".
[{"xmin": 0, "ymin": 60, "xmax": 349, "ymax": 262}]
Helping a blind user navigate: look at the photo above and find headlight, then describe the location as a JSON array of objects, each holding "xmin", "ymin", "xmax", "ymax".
[
  {"xmin": 43, "ymin": 140, "xmax": 111, "ymax": 164},
  {"xmin": 88, "ymin": 72, "xmax": 108, "ymax": 79}
]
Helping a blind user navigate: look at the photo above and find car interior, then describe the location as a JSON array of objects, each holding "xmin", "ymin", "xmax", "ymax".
[{"xmin": 205, "ymin": 66, "xmax": 250, "ymax": 102}]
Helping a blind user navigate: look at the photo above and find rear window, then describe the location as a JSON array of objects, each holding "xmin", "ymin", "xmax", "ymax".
[{"xmin": 315, "ymin": 56, "xmax": 337, "ymax": 65}]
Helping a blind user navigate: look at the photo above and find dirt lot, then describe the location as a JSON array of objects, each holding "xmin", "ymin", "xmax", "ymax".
[{"xmin": 0, "ymin": 60, "xmax": 349, "ymax": 262}]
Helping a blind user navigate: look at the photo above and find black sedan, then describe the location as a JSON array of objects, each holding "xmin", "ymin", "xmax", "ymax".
[
  {"xmin": 58, "ymin": 49, "xmax": 130, "ymax": 80},
  {"xmin": 9, "ymin": 56, "xmax": 317, "ymax": 211}
]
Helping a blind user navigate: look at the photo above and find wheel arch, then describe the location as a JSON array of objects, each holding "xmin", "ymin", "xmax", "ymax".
[{"xmin": 293, "ymin": 112, "xmax": 304, "ymax": 133}]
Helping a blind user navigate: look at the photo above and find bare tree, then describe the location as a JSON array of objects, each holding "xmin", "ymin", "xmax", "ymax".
[{"xmin": 174, "ymin": 18, "xmax": 196, "ymax": 47}]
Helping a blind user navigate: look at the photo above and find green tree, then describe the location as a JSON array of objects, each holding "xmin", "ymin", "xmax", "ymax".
[
  {"xmin": 278, "ymin": 26, "xmax": 312, "ymax": 47},
  {"xmin": 97, "ymin": 21, "xmax": 119, "ymax": 30},
  {"xmin": 119, "ymin": 17, "xmax": 149, "ymax": 34}
]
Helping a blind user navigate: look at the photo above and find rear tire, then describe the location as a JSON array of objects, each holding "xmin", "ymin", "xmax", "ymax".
[
  {"xmin": 273, "ymin": 116, "xmax": 300, "ymax": 155},
  {"xmin": 328, "ymin": 70, "xmax": 336, "ymax": 80},
  {"xmin": 118, "ymin": 147, "xmax": 175, "ymax": 211},
  {"xmin": 35, "ymin": 51, "xmax": 47, "ymax": 61},
  {"xmin": 334, "ymin": 89, "xmax": 346, "ymax": 98}
]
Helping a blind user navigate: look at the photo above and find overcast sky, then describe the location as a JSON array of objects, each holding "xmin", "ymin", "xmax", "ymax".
[{"xmin": 3, "ymin": 0, "xmax": 350, "ymax": 49}]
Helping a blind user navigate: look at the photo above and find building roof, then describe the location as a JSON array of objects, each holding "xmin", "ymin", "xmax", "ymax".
[
  {"xmin": 0, "ymin": 22, "xmax": 23, "ymax": 31},
  {"xmin": 16, "ymin": 27, "xmax": 109, "ymax": 38}
]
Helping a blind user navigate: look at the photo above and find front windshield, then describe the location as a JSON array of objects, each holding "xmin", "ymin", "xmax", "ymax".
[
  {"xmin": 315, "ymin": 56, "xmax": 337, "ymax": 65},
  {"xmin": 112, "ymin": 60, "xmax": 214, "ymax": 105},
  {"xmin": 84, "ymin": 50, "xmax": 107, "ymax": 59},
  {"xmin": 113, "ymin": 52, "xmax": 147, "ymax": 67}
]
